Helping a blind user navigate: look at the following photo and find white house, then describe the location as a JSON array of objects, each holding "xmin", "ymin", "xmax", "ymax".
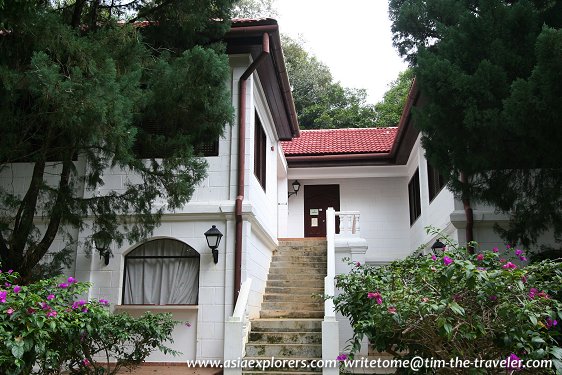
[{"xmin": 1, "ymin": 18, "xmax": 557, "ymax": 369}]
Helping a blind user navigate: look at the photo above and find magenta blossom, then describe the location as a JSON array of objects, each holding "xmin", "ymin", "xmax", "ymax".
[
  {"xmin": 529, "ymin": 288, "xmax": 538, "ymax": 299},
  {"xmin": 355, "ymin": 262, "xmax": 360, "ymax": 267},
  {"xmin": 7, "ymin": 270, "xmax": 12, "ymax": 274},
  {"xmin": 82, "ymin": 358, "xmax": 90, "ymax": 366},
  {"xmin": 507, "ymin": 353, "xmax": 522, "ymax": 370},
  {"xmin": 58, "ymin": 283, "xmax": 68, "ymax": 289},
  {"xmin": 4, "ymin": 283, "xmax": 10, "ymax": 288},
  {"xmin": 502, "ymin": 262, "xmax": 517, "ymax": 270},
  {"xmin": 46, "ymin": 310, "xmax": 57, "ymax": 318},
  {"xmin": 47, "ymin": 294, "xmax": 55, "ymax": 301},
  {"xmin": 521, "ymin": 276, "xmax": 528, "ymax": 284},
  {"xmin": 506, "ymin": 245, "xmax": 511, "ymax": 249},
  {"xmin": 99, "ymin": 299, "xmax": 109, "ymax": 305},
  {"xmin": 443, "ymin": 256, "xmax": 453, "ymax": 266},
  {"xmin": 72, "ymin": 300, "xmax": 86, "ymax": 310},
  {"xmin": 515, "ymin": 249, "xmax": 523, "ymax": 256},
  {"xmin": 0, "ymin": 290, "xmax": 7, "ymax": 303},
  {"xmin": 476, "ymin": 253, "xmax": 484, "ymax": 261},
  {"xmin": 546, "ymin": 318, "xmax": 558, "ymax": 329},
  {"xmin": 337, "ymin": 353, "xmax": 348, "ymax": 362},
  {"xmin": 13, "ymin": 285, "xmax": 21, "ymax": 294},
  {"xmin": 367, "ymin": 292, "xmax": 383, "ymax": 305},
  {"xmin": 27, "ymin": 307, "xmax": 36, "ymax": 314},
  {"xmin": 431, "ymin": 254, "xmax": 437, "ymax": 261},
  {"xmin": 477, "ymin": 267, "xmax": 487, "ymax": 271},
  {"xmin": 6, "ymin": 308, "xmax": 14, "ymax": 315},
  {"xmin": 489, "ymin": 295, "xmax": 497, "ymax": 301},
  {"xmin": 519, "ymin": 256, "xmax": 527, "ymax": 262},
  {"xmin": 67, "ymin": 276, "xmax": 77, "ymax": 284},
  {"xmin": 492, "ymin": 247, "xmax": 499, "ymax": 253},
  {"xmin": 387, "ymin": 306, "xmax": 397, "ymax": 314},
  {"xmin": 39, "ymin": 302, "xmax": 50, "ymax": 310}
]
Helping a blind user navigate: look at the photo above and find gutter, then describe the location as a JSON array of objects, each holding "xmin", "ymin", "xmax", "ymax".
[{"xmin": 234, "ymin": 32, "xmax": 270, "ymax": 307}]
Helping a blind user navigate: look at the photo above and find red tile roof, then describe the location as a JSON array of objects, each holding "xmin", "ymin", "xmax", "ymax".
[{"xmin": 282, "ymin": 127, "xmax": 398, "ymax": 156}]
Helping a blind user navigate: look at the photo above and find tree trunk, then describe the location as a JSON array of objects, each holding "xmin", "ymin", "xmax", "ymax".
[{"xmin": 460, "ymin": 172, "xmax": 474, "ymax": 254}]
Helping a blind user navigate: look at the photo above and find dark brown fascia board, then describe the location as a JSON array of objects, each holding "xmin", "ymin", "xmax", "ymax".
[
  {"xmin": 225, "ymin": 20, "xmax": 300, "ymax": 140},
  {"xmin": 284, "ymin": 78, "xmax": 421, "ymax": 168}
]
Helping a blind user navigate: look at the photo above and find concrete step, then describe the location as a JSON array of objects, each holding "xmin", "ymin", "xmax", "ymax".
[
  {"xmin": 248, "ymin": 331, "xmax": 322, "ymax": 345},
  {"xmin": 271, "ymin": 255, "xmax": 327, "ymax": 262},
  {"xmin": 268, "ymin": 268, "xmax": 326, "ymax": 277},
  {"xmin": 270, "ymin": 261, "xmax": 327, "ymax": 270},
  {"xmin": 263, "ymin": 293, "xmax": 323, "ymax": 303},
  {"xmin": 243, "ymin": 359, "xmax": 323, "ymax": 373},
  {"xmin": 278, "ymin": 239, "xmax": 327, "ymax": 247},
  {"xmin": 245, "ymin": 343, "xmax": 322, "ymax": 357},
  {"xmin": 265, "ymin": 286, "xmax": 323, "ymax": 295},
  {"xmin": 266, "ymin": 273, "xmax": 325, "ymax": 281},
  {"xmin": 266, "ymin": 279, "xmax": 324, "ymax": 288},
  {"xmin": 261, "ymin": 302, "xmax": 323, "ymax": 312},
  {"xmin": 251, "ymin": 319, "xmax": 322, "ymax": 332},
  {"xmin": 260, "ymin": 310, "xmax": 323, "ymax": 319},
  {"xmin": 275, "ymin": 249, "xmax": 326, "ymax": 257}
]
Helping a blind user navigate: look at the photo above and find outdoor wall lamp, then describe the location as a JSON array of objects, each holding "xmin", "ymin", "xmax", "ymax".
[
  {"xmin": 204, "ymin": 225, "xmax": 223, "ymax": 264},
  {"xmin": 288, "ymin": 180, "xmax": 301, "ymax": 198},
  {"xmin": 431, "ymin": 239, "xmax": 446, "ymax": 252},
  {"xmin": 93, "ymin": 230, "xmax": 112, "ymax": 266}
]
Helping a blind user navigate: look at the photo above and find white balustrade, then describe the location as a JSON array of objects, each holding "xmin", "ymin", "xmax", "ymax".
[
  {"xmin": 224, "ymin": 278, "xmax": 253, "ymax": 375},
  {"xmin": 335, "ymin": 211, "xmax": 361, "ymax": 237}
]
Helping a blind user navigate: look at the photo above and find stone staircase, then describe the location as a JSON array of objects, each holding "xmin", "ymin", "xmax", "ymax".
[{"xmin": 244, "ymin": 239, "xmax": 327, "ymax": 374}]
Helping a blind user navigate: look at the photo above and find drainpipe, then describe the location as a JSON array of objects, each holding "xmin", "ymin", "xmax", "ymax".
[{"xmin": 234, "ymin": 33, "xmax": 270, "ymax": 307}]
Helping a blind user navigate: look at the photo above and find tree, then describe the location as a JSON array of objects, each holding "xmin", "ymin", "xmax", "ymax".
[
  {"xmin": 282, "ymin": 36, "xmax": 378, "ymax": 129},
  {"xmin": 389, "ymin": 0, "xmax": 562, "ymax": 248},
  {"xmin": 232, "ymin": 0, "xmax": 277, "ymax": 18},
  {"xmin": 0, "ymin": 0, "xmax": 235, "ymax": 281},
  {"xmin": 374, "ymin": 68, "xmax": 414, "ymax": 126}
]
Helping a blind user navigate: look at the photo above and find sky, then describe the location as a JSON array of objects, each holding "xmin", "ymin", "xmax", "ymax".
[{"xmin": 275, "ymin": 0, "xmax": 409, "ymax": 104}]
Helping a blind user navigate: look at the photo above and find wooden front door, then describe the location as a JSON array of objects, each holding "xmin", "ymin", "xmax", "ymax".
[{"xmin": 304, "ymin": 185, "xmax": 340, "ymax": 237}]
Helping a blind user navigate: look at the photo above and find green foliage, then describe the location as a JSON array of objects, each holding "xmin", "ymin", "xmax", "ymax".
[
  {"xmin": 282, "ymin": 36, "xmax": 378, "ymax": 129},
  {"xmin": 232, "ymin": 0, "xmax": 277, "ymax": 18},
  {"xmin": 0, "ymin": 270, "xmax": 177, "ymax": 374},
  {"xmin": 333, "ymin": 232, "xmax": 562, "ymax": 374},
  {"xmin": 388, "ymin": 0, "xmax": 562, "ymax": 247},
  {"xmin": 0, "ymin": 0, "xmax": 235, "ymax": 280},
  {"xmin": 374, "ymin": 68, "xmax": 414, "ymax": 126}
]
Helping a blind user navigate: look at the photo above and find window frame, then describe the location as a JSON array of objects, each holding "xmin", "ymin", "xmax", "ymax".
[
  {"xmin": 427, "ymin": 161, "xmax": 447, "ymax": 203},
  {"xmin": 408, "ymin": 168, "xmax": 422, "ymax": 226},
  {"xmin": 121, "ymin": 239, "xmax": 200, "ymax": 305},
  {"xmin": 253, "ymin": 111, "xmax": 267, "ymax": 191}
]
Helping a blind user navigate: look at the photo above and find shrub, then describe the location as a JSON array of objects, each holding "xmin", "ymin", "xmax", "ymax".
[
  {"xmin": 333, "ymin": 236, "xmax": 562, "ymax": 374},
  {"xmin": 0, "ymin": 270, "xmax": 177, "ymax": 374}
]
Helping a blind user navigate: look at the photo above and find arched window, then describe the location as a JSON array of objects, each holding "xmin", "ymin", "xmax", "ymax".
[{"xmin": 123, "ymin": 239, "xmax": 200, "ymax": 305}]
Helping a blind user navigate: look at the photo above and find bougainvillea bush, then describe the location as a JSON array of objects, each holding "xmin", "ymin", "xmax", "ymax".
[
  {"xmin": 333, "ymin": 238, "xmax": 562, "ymax": 374},
  {"xmin": 0, "ymin": 271, "xmax": 177, "ymax": 374}
]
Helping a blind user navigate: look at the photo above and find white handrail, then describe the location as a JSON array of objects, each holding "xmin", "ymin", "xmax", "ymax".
[
  {"xmin": 232, "ymin": 278, "xmax": 252, "ymax": 321},
  {"xmin": 325, "ymin": 207, "xmax": 336, "ymax": 319},
  {"xmin": 335, "ymin": 210, "xmax": 361, "ymax": 236}
]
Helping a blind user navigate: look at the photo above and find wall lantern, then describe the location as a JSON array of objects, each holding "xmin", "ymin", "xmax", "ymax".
[
  {"xmin": 204, "ymin": 225, "xmax": 223, "ymax": 264},
  {"xmin": 431, "ymin": 239, "xmax": 446, "ymax": 252},
  {"xmin": 93, "ymin": 230, "xmax": 112, "ymax": 266},
  {"xmin": 288, "ymin": 180, "xmax": 301, "ymax": 198}
]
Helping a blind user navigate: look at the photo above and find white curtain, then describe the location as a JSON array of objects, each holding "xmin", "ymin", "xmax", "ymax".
[{"xmin": 123, "ymin": 239, "xmax": 199, "ymax": 304}]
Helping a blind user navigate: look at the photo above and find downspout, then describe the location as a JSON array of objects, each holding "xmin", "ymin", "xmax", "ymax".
[{"xmin": 234, "ymin": 33, "xmax": 270, "ymax": 306}]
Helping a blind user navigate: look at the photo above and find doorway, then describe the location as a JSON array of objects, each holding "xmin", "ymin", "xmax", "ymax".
[{"xmin": 304, "ymin": 185, "xmax": 340, "ymax": 237}]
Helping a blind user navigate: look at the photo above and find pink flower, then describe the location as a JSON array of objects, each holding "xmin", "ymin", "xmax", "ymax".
[
  {"xmin": 421, "ymin": 297, "xmax": 429, "ymax": 303},
  {"xmin": 546, "ymin": 318, "xmax": 558, "ymax": 329},
  {"xmin": 67, "ymin": 277, "xmax": 77, "ymax": 284},
  {"xmin": 72, "ymin": 300, "xmax": 86, "ymax": 310},
  {"xmin": 58, "ymin": 283, "xmax": 68, "ymax": 289},
  {"xmin": 506, "ymin": 245, "xmax": 511, "ymax": 249},
  {"xmin": 521, "ymin": 276, "xmax": 528, "ymax": 284},
  {"xmin": 529, "ymin": 288, "xmax": 538, "ymax": 299},
  {"xmin": 502, "ymin": 262, "xmax": 517, "ymax": 270},
  {"xmin": 477, "ymin": 267, "xmax": 487, "ymax": 271},
  {"xmin": 47, "ymin": 294, "xmax": 55, "ymax": 300},
  {"xmin": 519, "ymin": 256, "xmax": 527, "ymax": 262},
  {"xmin": 492, "ymin": 247, "xmax": 499, "ymax": 253},
  {"xmin": 387, "ymin": 306, "xmax": 397, "ymax": 314},
  {"xmin": 27, "ymin": 308, "xmax": 35, "ymax": 314},
  {"xmin": 507, "ymin": 353, "xmax": 521, "ymax": 370},
  {"xmin": 431, "ymin": 254, "xmax": 437, "ymax": 261},
  {"xmin": 476, "ymin": 254, "xmax": 484, "ymax": 261},
  {"xmin": 537, "ymin": 291, "xmax": 550, "ymax": 299},
  {"xmin": 185, "ymin": 322, "xmax": 192, "ymax": 328},
  {"xmin": 443, "ymin": 256, "xmax": 453, "ymax": 266},
  {"xmin": 367, "ymin": 292, "xmax": 383, "ymax": 305},
  {"xmin": 46, "ymin": 310, "xmax": 57, "ymax": 318},
  {"xmin": 6, "ymin": 308, "xmax": 14, "ymax": 315},
  {"xmin": 0, "ymin": 291, "xmax": 7, "ymax": 303},
  {"xmin": 4, "ymin": 283, "xmax": 10, "ymax": 288},
  {"xmin": 82, "ymin": 358, "xmax": 90, "ymax": 366},
  {"xmin": 452, "ymin": 294, "xmax": 462, "ymax": 302},
  {"xmin": 489, "ymin": 295, "xmax": 497, "ymax": 301},
  {"xmin": 355, "ymin": 262, "xmax": 360, "ymax": 267},
  {"xmin": 39, "ymin": 302, "xmax": 50, "ymax": 310},
  {"xmin": 337, "ymin": 353, "xmax": 348, "ymax": 362},
  {"xmin": 515, "ymin": 249, "xmax": 523, "ymax": 256},
  {"xmin": 13, "ymin": 286, "xmax": 21, "ymax": 294},
  {"xmin": 499, "ymin": 258, "xmax": 506, "ymax": 263},
  {"xmin": 7, "ymin": 270, "xmax": 12, "ymax": 274},
  {"xmin": 99, "ymin": 299, "xmax": 109, "ymax": 305}
]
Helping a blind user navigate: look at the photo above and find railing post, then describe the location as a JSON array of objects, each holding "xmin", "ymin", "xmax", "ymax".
[
  {"xmin": 323, "ymin": 208, "xmax": 339, "ymax": 375},
  {"xmin": 224, "ymin": 278, "xmax": 253, "ymax": 375}
]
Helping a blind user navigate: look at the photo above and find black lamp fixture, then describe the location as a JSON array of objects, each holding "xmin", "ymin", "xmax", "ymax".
[
  {"xmin": 204, "ymin": 225, "xmax": 223, "ymax": 264},
  {"xmin": 431, "ymin": 239, "xmax": 447, "ymax": 252},
  {"xmin": 93, "ymin": 230, "xmax": 112, "ymax": 266},
  {"xmin": 288, "ymin": 180, "xmax": 301, "ymax": 198}
]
